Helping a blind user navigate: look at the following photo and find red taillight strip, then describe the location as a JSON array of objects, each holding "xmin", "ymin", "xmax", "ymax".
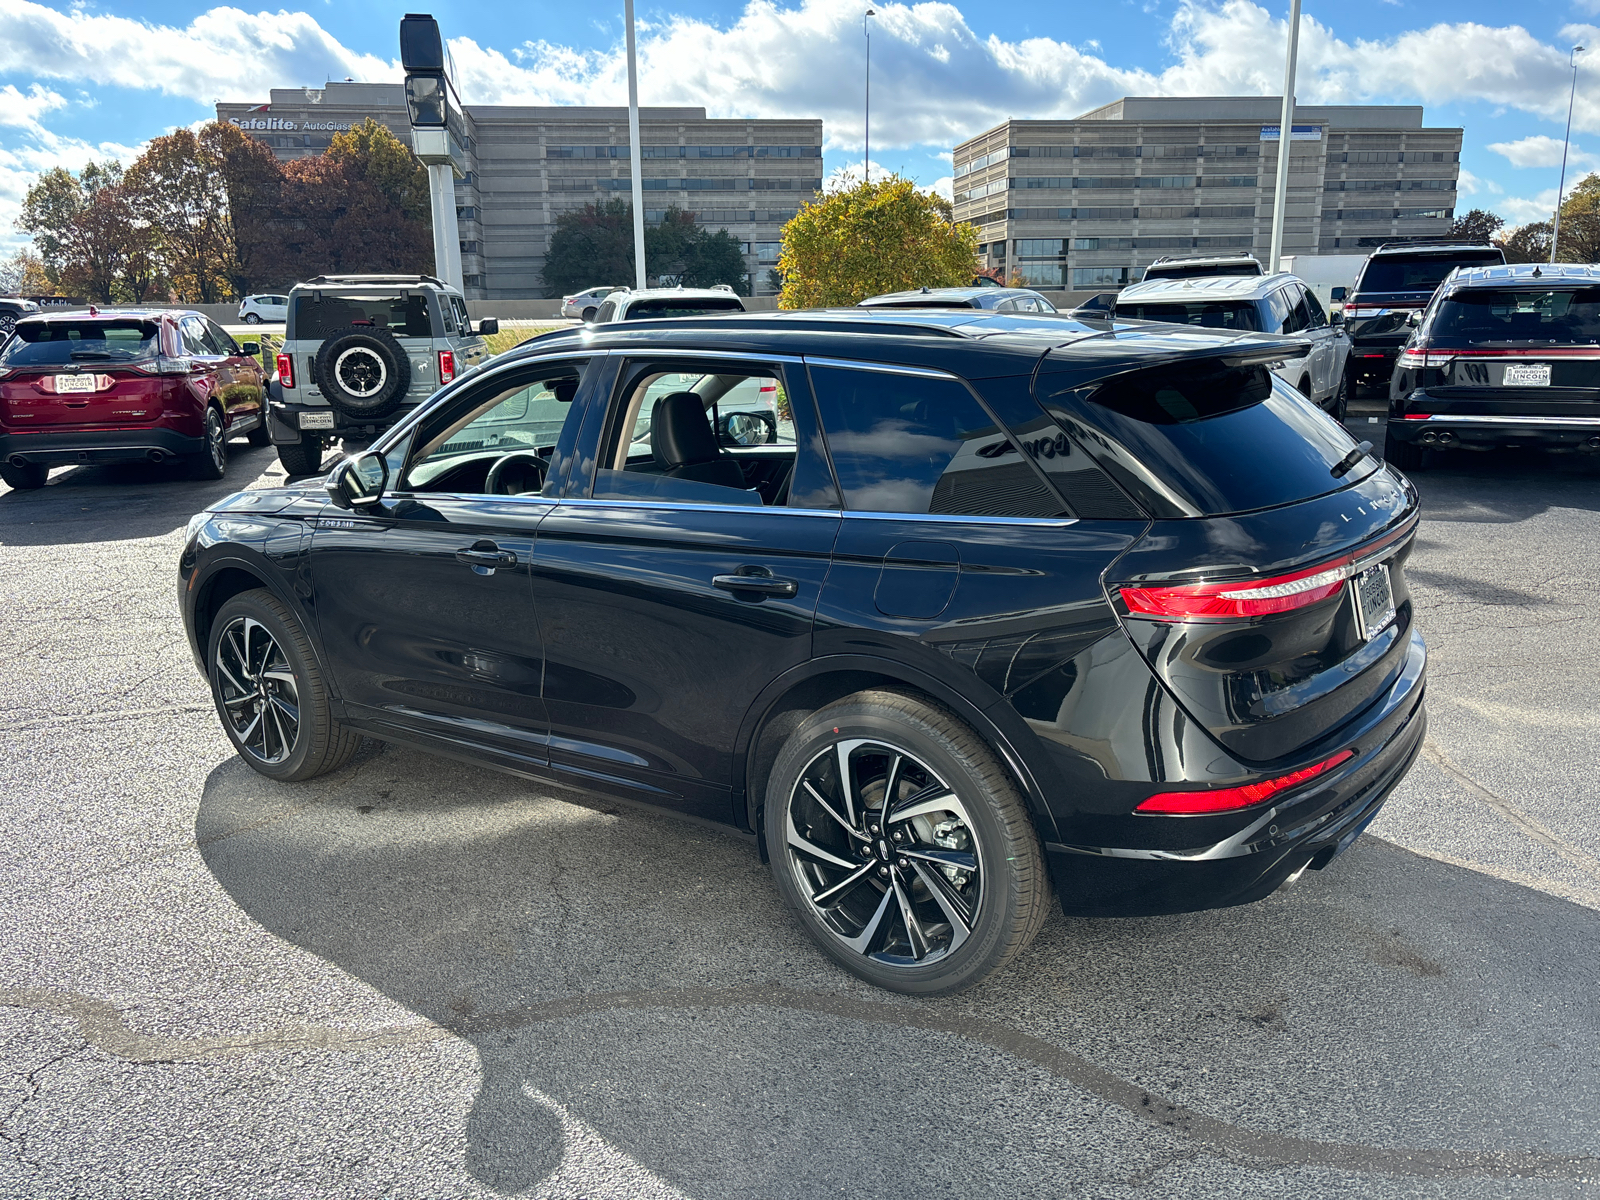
[
  {"xmin": 1136, "ymin": 750, "xmax": 1355, "ymax": 815},
  {"xmin": 1399, "ymin": 346, "xmax": 1600, "ymax": 369},
  {"xmin": 1118, "ymin": 521, "xmax": 1415, "ymax": 621}
]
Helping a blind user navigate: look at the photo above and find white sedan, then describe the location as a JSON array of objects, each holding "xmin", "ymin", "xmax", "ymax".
[{"xmin": 561, "ymin": 286, "xmax": 624, "ymax": 322}]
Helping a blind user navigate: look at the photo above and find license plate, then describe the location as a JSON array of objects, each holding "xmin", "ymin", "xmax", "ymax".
[
  {"xmin": 54, "ymin": 374, "xmax": 97, "ymax": 394},
  {"xmin": 299, "ymin": 411, "xmax": 335, "ymax": 430},
  {"xmin": 1502, "ymin": 363, "xmax": 1550, "ymax": 387},
  {"xmin": 1352, "ymin": 564, "xmax": 1396, "ymax": 642}
]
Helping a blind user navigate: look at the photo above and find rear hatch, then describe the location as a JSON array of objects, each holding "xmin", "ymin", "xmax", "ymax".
[
  {"xmin": 0, "ymin": 318, "xmax": 171, "ymax": 430},
  {"xmin": 1033, "ymin": 345, "xmax": 1419, "ymax": 766},
  {"xmin": 1346, "ymin": 250, "xmax": 1505, "ymax": 348},
  {"xmin": 1396, "ymin": 284, "xmax": 1600, "ymax": 415}
]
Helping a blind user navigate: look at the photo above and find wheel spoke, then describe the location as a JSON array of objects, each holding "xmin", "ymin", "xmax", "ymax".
[
  {"xmin": 911, "ymin": 860, "xmax": 975, "ymax": 946},
  {"xmin": 786, "ymin": 813, "xmax": 858, "ymax": 871},
  {"xmin": 224, "ymin": 629, "xmax": 252, "ymax": 682},
  {"xmin": 810, "ymin": 862, "xmax": 878, "ymax": 907},
  {"xmin": 260, "ymin": 667, "xmax": 296, "ymax": 686},
  {"xmin": 269, "ymin": 694, "xmax": 299, "ymax": 731},
  {"xmin": 839, "ymin": 882, "xmax": 895, "ymax": 954},
  {"xmin": 237, "ymin": 711, "xmax": 262, "ymax": 748},
  {"xmin": 882, "ymin": 752, "xmax": 903, "ymax": 812},
  {"xmin": 215, "ymin": 655, "xmax": 249, "ymax": 696},
  {"xmin": 265, "ymin": 703, "xmax": 289, "ymax": 761},
  {"xmin": 887, "ymin": 786, "xmax": 964, "ymax": 827},
  {"xmin": 890, "ymin": 873, "xmax": 929, "ymax": 960},
  {"xmin": 834, "ymin": 740, "xmax": 862, "ymax": 828},
  {"xmin": 801, "ymin": 780, "xmax": 868, "ymax": 841},
  {"xmin": 899, "ymin": 847, "xmax": 977, "ymax": 875}
]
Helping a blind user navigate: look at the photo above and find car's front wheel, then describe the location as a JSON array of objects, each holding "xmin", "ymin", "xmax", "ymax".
[
  {"xmin": 582, "ymin": 307, "xmax": 598, "ymax": 323},
  {"xmin": 765, "ymin": 689, "xmax": 1050, "ymax": 995},
  {"xmin": 207, "ymin": 589, "xmax": 361, "ymax": 781},
  {"xmin": 244, "ymin": 313, "xmax": 262, "ymax": 325}
]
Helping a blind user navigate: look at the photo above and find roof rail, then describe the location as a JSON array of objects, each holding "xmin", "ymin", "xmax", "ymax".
[
  {"xmin": 301, "ymin": 274, "xmax": 449, "ymax": 287},
  {"xmin": 1370, "ymin": 239, "xmax": 1495, "ymax": 253},
  {"xmin": 1149, "ymin": 251, "xmax": 1257, "ymax": 264}
]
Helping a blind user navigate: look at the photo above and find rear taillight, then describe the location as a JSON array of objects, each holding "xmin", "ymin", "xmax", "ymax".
[
  {"xmin": 1342, "ymin": 305, "xmax": 1389, "ymax": 319},
  {"xmin": 276, "ymin": 353, "xmax": 294, "ymax": 390},
  {"xmin": 132, "ymin": 357, "xmax": 198, "ymax": 375},
  {"xmin": 1396, "ymin": 345, "xmax": 1452, "ymax": 369},
  {"xmin": 438, "ymin": 350, "xmax": 455, "ymax": 385},
  {"xmin": 1136, "ymin": 750, "xmax": 1355, "ymax": 815}
]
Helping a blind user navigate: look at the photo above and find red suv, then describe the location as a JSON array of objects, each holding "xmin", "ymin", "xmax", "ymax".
[{"xmin": 0, "ymin": 309, "xmax": 267, "ymax": 490}]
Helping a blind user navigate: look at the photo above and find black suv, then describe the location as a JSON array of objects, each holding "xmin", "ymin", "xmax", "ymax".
[
  {"xmin": 179, "ymin": 309, "xmax": 1427, "ymax": 994},
  {"xmin": 1386, "ymin": 262, "xmax": 1600, "ymax": 469},
  {"xmin": 1343, "ymin": 241, "xmax": 1506, "ymax": 393}
]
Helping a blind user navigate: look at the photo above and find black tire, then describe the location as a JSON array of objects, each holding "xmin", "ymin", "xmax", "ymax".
[
  {"xmin": 206, "ymin": 588, "xmax": 361, "ymax": 782},
  {"xmin": 581, "ymin": 306, "xmax": 598, "ymax": 323},
  {"xmin": 190, "ymin": 406, "xmax": 227, "ymax": 480},
  {"xmin": 244, "ymin": 313, "xmax": 262, "ymax": 325},
  {"xmin": 1331, "ymin": 366, "xmax": 1350, "ymax": 421},
  {"xmin": 1384, "ymin": 429, "xmax": 1424, "ymax": 472},
  {"xmin": 313, "ymin": 327, "xmax": 410, "ymax": 420},
  {"xmin": 246, "ymin": 422, "xmax": 272, "ymax": 447},
  {"xmin": 0, "ymin": 461, "xmax": 47, "ymax": 490},
  {"xmin": 276, "ymin": 436, "xmax": 325, "ymax": 477},
  {"xmin": 0, "ymin": 314, "xmax": 17, "ymax": 337},
  {"xmin": 764, "ymin": 689, "xmax": 1050, "ymax": 995}
]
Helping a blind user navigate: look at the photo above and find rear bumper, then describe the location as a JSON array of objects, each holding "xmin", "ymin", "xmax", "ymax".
[
  {"xmin": 0, "ymin": 426, "xmax": 205, "ymax": 468},
  {"xmin": 267, "ymin": 398, "xmax": 421, "ymax": 444},
  {"xmin": 1387, "ymin": 412, "xmax": 1600, "ymax": 451},
  {"xmin": 1047, "ymin": 627, "xmax": 1427, "ymax": 918}
]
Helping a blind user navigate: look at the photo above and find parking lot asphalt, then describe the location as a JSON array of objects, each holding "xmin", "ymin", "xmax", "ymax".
[{"xmin": 1, "ymin": 421, "xmax": 1597, "ymax": 1198}]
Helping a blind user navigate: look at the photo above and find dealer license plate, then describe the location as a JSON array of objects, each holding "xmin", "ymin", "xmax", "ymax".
[
  {"xmin": 54, "ymin": 374, "xmax": 97, "ymax": 394},
  {"xmin": 299, "ymin": 411, "xmax": 335, "ymax": 430},
  {"xmin": 1502, "ymin": 363, "xmax": 1551, "ymax": 387},
  {"xmin": 1352, "ymin": 564, "xmax": 1396, "ymax": 642}
]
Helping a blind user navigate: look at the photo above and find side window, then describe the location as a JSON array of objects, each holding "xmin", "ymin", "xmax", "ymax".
[
  {"xmin": 402, "ymin": 364, "xmax": 587, "ymax": 495},
  {"xmin": 204, "ymin": 318, "xmax": 239, "ymax": 355},
  {"xmin": 1263, "ymin": 288, "xmax": 1294, "ymax": 335},
  {"xmin": 995, "ymin": 299, "xmax": 1017, "ymax": 312},
  {"xmin": 809, "ymin": 364, "xmax": 1065, "ymax": 518},
  {"xmin": 1302, "ymin": 287, "xmax": 1328, "ymax": 328},
  {"xmin": 595, "ymin": 300, "xmax": 616, "ymax": 323},
  {"xmin": 180, "ymin": 316, "xmax": 221, "ymax": 356}
]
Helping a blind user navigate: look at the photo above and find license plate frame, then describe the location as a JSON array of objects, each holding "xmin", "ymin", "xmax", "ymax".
[
  {"xmin": 1352, "ymin": 563, "xmax": 1396, "ymax": 642},
  {"xmin": 1502, "ymin": 363, "xmax": 1551, "ymax": 387},
  {"xmin": 298, "ymin": 410, "xmax": 335, "ymax": 430},
  {"xmin": 54, "ymin": 374, "xmax": 97, "ymax": 394}
]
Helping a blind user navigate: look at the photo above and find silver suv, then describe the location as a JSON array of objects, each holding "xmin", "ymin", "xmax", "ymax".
[{"xmin": 267, "ymin": 274, "xmax": 497, "ymax": 475}]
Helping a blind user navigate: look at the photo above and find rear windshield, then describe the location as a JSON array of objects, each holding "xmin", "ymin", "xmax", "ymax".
[
  {"xmin": 292, "ymin": 292, "xmax": 433, "ymax": 339},
  {"xmin": 1115, "ymin": 301, "xmax": 1261, "ymax": 331},
  {"xmin": 0, "ymin": 320, "xmax": 159, "ymax": 367},
  {"xmin": 624, "ymin": 297, "xmax": 745, "ymax": 319},
  {"xmin": 1144, "ymin": 263, "xmax": 1261, "ymax": 280},
  {"xmin": 862, "ymin": 299, "xmax": 977, "ymax": 309},
  {"xmin": 1428, "ymin": 288, "xmax": 1600, "ymax": 347},
  {"xmin": 1035, "ymin": 358, "xmax": 1373, "ymax": 517},
  {"xmin": 1358, "ymin": 253, "xmax": 1502, "ymax": 294}
]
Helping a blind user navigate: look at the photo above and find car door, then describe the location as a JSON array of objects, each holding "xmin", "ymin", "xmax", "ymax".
[
  {"xmin": 529, "ymin": 350, "xmax": 841, "ymax": 824},
  {"xmin": 178, "ymin": 315, "xmax": 235, "ymax": 426},
  {"xmin": 1303, "ymin": 286, "xmax": 1350, "ymax": 396},
  {"xmin": 1287, "ymin": 283, "xmax": 1334, "ymax": 401},
  {"xmin": 202, "ymin": 317, "xmax": 265, "ymax": 432},
  {"xmin": 307, "ymin": 355, "xmax": 595, "ymax": 768}
]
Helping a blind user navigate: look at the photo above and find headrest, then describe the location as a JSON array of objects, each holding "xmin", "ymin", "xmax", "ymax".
[
  {"xmin": 650, "ymin": 391, "xmax": 720, "ymax": 468},
  {"xmin": 551, "ymin": 378, "xmax": 578, "ymax": 404}
]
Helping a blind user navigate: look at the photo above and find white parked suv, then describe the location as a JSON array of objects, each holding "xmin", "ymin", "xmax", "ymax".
[
  {"xmin": 560, "ymin": 286, "xmax": 626, "ymax": 322},
  {"xmin": 238, "ymin": 294, "xmax": 289, "ymax": 324},
  {"xmin": 590, "ymin": 285, "xmax": 745, "ymax": 324}
]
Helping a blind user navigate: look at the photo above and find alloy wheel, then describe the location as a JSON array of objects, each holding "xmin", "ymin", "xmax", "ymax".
[
  {"xmin": 334, "ymin": 347, "xmax": 387, "ymax": 397},
  {"xmin": 205, "ymin": 408, "xmax": 225, "ymax": 471},
  {"xmin": 214, "ymin": 616, "xmax": 301, "ymax": 764},
  {"xmin": 784, "ymin": 739, "xmax": 982, "ymax": 968}
]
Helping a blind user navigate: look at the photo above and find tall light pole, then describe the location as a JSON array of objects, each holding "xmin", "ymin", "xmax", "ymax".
[
  {"xmin": 1267, "ymin": 0, "xmax": 1302, "ymax": 274},
  {"xmin": 864, "ymin": 10, "xmax": 875, "ymax": 184},
  {"xmin": 1551, "ymin": 44, "xmax": 1586, "ymax": 264},
  {"xmin": 625, "ymin": 0, "xmax": 647, "ymax": 289},
  {"xmin": 400, "ymin": 13, "xmax": 465, "ymax": 292}
]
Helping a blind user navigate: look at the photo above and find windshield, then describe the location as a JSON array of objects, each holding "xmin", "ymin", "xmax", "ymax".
[
  {"xmin": 431, "ymin": 381, "xmax": 572, "ymax": 461},
  {"xmin": 1428, "ymin": 288, "xmax": 1600, "ymax": 346},
  {"xmin": 1358, "ymin": 254, "xmax": 1502, "ymax": 294},
  {"xmin": 1115, "ymin": 301, "xmax": 1261, "ymax": 331},
  {"xmin": 624, "ymin": 297, "xmax": 744, "ymax": 319},
  {"xmin": 0, "ymin": 321, "xmax": 160, "ymax": 367}
]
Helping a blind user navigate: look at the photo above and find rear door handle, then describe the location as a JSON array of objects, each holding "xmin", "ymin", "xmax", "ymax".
[
  {"xmin": 713, "ymin": 567, "xmax": 798, "ymax": 599},
  {"xmin": 456, "ymin": 546, "xmax": 518, "ymax": 568}
]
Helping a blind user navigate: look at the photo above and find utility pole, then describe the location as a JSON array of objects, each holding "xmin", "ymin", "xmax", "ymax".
[
  {"xmin": 864, "ymin": 10, "xmax": 875, "ymax": 184},
  {"xmin": 1267, "ymin": 0, "xmax": 1302, "ymax": 274},
  {"xmin": 625, "ymin": 0, "xmax": 647, "ymax": 289},
  {"xmin": 1552, "ymin": 44, "xmax": 1586, "ymax": 264}
]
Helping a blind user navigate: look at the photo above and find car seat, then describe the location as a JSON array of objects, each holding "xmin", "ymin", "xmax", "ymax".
[{"xmin": 649, "ymin": 392, "xmax": 747, "ymax": 489}]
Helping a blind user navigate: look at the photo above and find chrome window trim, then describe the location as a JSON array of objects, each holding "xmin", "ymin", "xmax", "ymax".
[
  {"xmin": 842, "ymin": 510, "xmax": 1079, "ymax": 528},
  {"xmin": 381, "ymin": 490, "xmax": 563, "ymax": 508},
  {"xmin": 1412, "ymin": 414, "xmax": 1600, "ymax": 427},
  {"xmin": 551, "ymin": 496, "xmax": 842, "ymax": 519},
  {"xmin": 804, "ymin": 356, "xmax": 957, "ymax": 380},
  {"xmin": 604, "ymin": 347, "xmax": 806, "ymax": 366}
]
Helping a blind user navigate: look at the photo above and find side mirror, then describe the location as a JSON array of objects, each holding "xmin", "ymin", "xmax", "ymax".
[
  {"xmin": 1330, "ymin": 286, "xmax": 1347, "ymax": 302},
  {"xmin": 1407, "ymin": 310, "xmax": 1423, "ymax": 327},
  {"xmin": 477, "ymin": 318, "xmax": 499, "ymax": 336},
  {"xmin": 326, "ymin": 451, "xmax": 388, "ymax": 509},
  {"xmin": 240, "ymin": 341, "xmax": 260, "ymax": 355},
  {"xmin": 1330, "ymin": 310, "xmax": 1345, "ymax": 326}
]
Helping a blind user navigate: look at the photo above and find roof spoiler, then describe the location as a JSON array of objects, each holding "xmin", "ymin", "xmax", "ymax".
[{"xmin": 1035, "ymin": 333, "xmax": 1310, "ymax": 395}]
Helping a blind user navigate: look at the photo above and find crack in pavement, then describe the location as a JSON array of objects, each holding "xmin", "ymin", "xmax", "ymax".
[
  {"xmin": 0, "ymin": 1045, "xmax": 85, "ymax": 1176},
  {"xmin": 0, "ymin": 984, "xmax": 1595, "ymax": 1183}
]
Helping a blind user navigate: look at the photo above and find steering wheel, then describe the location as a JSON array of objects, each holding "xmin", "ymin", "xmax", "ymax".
[{"xmin": 484, "ymin": 451, "xmax": 550, "ymax": 496}]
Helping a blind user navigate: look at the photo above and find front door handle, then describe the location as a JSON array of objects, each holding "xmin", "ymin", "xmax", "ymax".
[
  {"xmin": 456, "ymin": 545, "xmax": 518, "ymax": 569},
  {"xmin": 713, "ymin": 567, "xmax": 798, "ymax": 599}
]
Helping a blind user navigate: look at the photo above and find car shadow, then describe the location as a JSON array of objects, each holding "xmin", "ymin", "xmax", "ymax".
[
  {"xmin": 1402, "ymin": 449, "xmax": 1600, "ymax": 524},
  {"xmin": 0, "ymin": 445, "xmax": 285, "ymax": 547},
  {"xmin": 195, "ymin": 743, "xmax": 1600, "ymax": 1197}
]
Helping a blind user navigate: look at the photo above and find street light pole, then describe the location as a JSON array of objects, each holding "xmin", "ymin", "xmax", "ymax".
[
  {"xmin": 1551, "ymin": 44, "xmax": 1586, "ymax": 265},
  {"xmin": 625, "ymin": 0, "xmax": 647, "ymax": 290},
  {"xmin": 1267, "ymin": 0, "xmax": 1302, "ymax": 274},
  {"xmin": 864, "ymin": 10, "xmax": 875, "ymax": 184}
]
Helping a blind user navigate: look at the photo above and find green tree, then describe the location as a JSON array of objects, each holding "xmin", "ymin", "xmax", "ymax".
[
  {"xmin": 15, "ymin": 162, "xmax": 130, "ymax": 303},
  {"xmin": 542, "ymin": 198, "xmax": 637, "ymax": 296},
  {"xmin": 776, "ymin": 175, "xmax": 979, "ymax": 309},
  {"xmin": 0, "ymin": 249, "xmax": 53, "ymax": 296},
  {"xmin": 124, "ymin": 128, "xmax": 233, "ymax": 302},
  {"xmin": 1552, "ymin": 172, "xmax": 1600, "ymax": 262},
  {"xmin": 273, "ymin": 153, "xmax": 434, "ymax": 282},
  {"xmin": 328, "ymin": 119, "xmax": 432, "ymax": 224},
  {"xmin": 645, "ymin": 206, "xmax": 747, "ymax": 293},
  {"xmin": 1449, "ymin": 209, "xmax": 1505, "ymax": 243},
  {"xmin": 205, "ymin": 121, "xmax": 284, "ymax": 297},
  {"xmin": 1497, "ymin": 221, "xmax": 1552, "ymax": 264}
]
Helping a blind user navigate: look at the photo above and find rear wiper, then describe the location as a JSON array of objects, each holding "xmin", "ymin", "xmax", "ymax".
[
  {"xmin": 1331, "ymin": 440, "xmax": 1373, "ymax": 478},
  {"xmin": 68, "ymin": 349, "xmax": 116, "ymax": 359}
]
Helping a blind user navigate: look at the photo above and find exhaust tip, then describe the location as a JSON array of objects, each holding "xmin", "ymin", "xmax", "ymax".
[
  {"xmin": 1420, "ymin": 431, "xmax": 1437, "ymax": 445},
  {"xmin": 1587, "ymin": 437, "xmax": 1600, "ymax": 451},
  {"xmin": 146, "ymin": 449, "xmax": 165, "ymax": 463},
  {"xmin": 7, "ymin": 455, "xmax": 26, "ymax": 469}
]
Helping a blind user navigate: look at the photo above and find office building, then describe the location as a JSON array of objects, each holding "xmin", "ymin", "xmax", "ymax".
[
  {"xmin": 952, "ymin": 97, "xmax": 1463, "ymax": 291},
  {"xmin": 218, "ymin": 83, "xmax": 824, "ymax": 299}
]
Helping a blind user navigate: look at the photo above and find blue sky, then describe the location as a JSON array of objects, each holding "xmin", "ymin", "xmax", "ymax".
[{"xmin": 4, "ymin": 0, "xmax": 1600, "ymax": 255}]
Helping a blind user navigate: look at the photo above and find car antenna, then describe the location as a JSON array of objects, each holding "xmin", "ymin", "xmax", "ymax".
[
  {"xmin": 1531, "ymin": 265, "xmax": 1542, "ymax": 278},
  {"xmin": 920, "ymin": 286, "xmax": 930, "ymax": 293}
]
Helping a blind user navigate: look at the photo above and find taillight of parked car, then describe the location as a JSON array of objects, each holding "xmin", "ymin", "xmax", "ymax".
[
  {"xmin": 438, "ymin": 350, "xmax": 456, "ymax": 385},
  {"xmin": 1136, "ymin": 750, "xmax": 1355, "ymax": 814},
  {"xmin": 131, "ymin": 357, "xmax": 203, "ymax": 376},
  {"xmin": 1395, "ymin": 346, "xmax": 1454, "ymax": 369},
  {"xmin": 276, "ymin": 354, "xmax": 294, "ymax": 390}
]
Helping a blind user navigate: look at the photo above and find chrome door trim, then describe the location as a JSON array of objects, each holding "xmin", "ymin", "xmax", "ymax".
[
  {"xmin": 547, "ymin": 496, "xmax": 843, "ymax": 520},
  {"xmin": 842, "ymin": 510, "xmax": 1079, "ymax": 528},
  {"xmin": 803, "ymin": 356, "xmax": 958, "ymax": 380},
  {"xmin": 609, "ymin": 347, "xmax": 806, "ymax": 366}
]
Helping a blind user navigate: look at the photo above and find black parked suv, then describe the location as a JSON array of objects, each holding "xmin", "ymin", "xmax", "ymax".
[
  {"xmin": 179, "ymin": 309, "xmax": 1427, "ymax": 994},
  {"xmin": 1386, "ymin": 262, "xmax": 1600, "ymax": 469},
  {"xmin": 1343, "ymin": 241, "xmax": 1505, "ymax": 393}
]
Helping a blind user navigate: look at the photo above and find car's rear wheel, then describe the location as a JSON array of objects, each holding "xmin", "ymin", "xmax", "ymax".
[
  {"xmin": 190, "ymin": 407, "xmax": 227, "ymax": 480},
  {"xmin": 1384, "ymin": 429, "xmax": 1424, "ymax": 472},
  {"xmin": 1331, "ymin": 367, "xmax": 1350, "ymax": 421},
  {"xmin": 276, "ymin": 435, "xmax": 325, "ymax": 477},
  {"xmin": 207, "ymin": 589, "xmax": 361, "ymax": 782},
  {"xmin": 582, "ymin": 307, "xmax": 598, "ymax": 323},
  {"xmin": 244, "ymin": 313, "xmax": 262, "ymax": 325},
  {"xmin": 0, "ymin": 461, "xmax": 47, "ymax": 490},
  {"xmin": 246, "ymin": 422, "xmax": 272, "ymax": 447},
  {"xmin": 764, "ymin": 689, "xmax": 1050, "ymax": 995}
]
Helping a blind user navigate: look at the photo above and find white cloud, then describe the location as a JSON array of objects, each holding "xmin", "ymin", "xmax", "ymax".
[
  {"xmin": 0, "ymin": 133, "xmax": 145, "ymax": 257},
  {"xmin": 0, "ymin": 85, "xmax": 68, "ymax": 136},
  {"xmin": 923, "ymin": 174, "xmax": 954, "ymax": 201},
  {"xmin": 1488, "ymin": 134, "xmax": 1600, "ymax": 170},
  {"xmin": 1499, "ymin": 187, "xmax": 1562, "ymax": 226}
]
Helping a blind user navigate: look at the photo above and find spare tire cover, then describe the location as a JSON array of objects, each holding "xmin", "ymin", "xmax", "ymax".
[{"xmin": 314, "ymin": 327, "xmax": 411, "ymax": 419}]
